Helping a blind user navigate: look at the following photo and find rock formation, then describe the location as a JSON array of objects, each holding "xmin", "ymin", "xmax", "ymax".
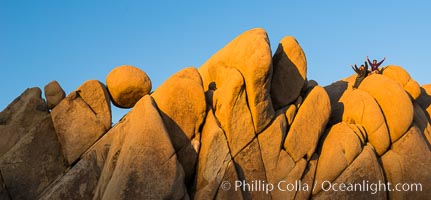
[
  {"xmin": 106, "ymin": 65, "xmax": 152, "ymax": 108},
  {"xmin": 44, "ymin": 80, "xmax": 66, "ymax": 109},
  {"xmin": 51, "ymin": 80, "xmax": 111, "ymax": 165},
  {"xmin": 0, "ymin": 28, "xmax": 430, "ymax": 200}
]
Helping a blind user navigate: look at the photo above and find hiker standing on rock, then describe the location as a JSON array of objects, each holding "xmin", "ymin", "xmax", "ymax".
[
  {"xmin": 351, "ymin": 62, "xmax": 369, "ymax": 89},
  {"xmin": 367, "ymin": 56, "xmax": 386, "ymax": 74}
]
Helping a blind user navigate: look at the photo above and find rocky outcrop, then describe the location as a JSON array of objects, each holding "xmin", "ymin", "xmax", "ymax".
[
  {"xmin": 382, "ymin": 65, "xmax": 421, "ymax": 100},
  {"xmin": 314, "ymin": 145, "xmax": 387, "ymax": 199},
  {"xmin": 0, "ymin": 28, "xmax": 430, "ymax": 199},
  {"xmin": 106, "ymin": 65, "xmax": 152, "ymax": 108},
  {"xmin": 271, "ymin": 36, "xmax": 307, "ymax": 110},
  {"xmin": 94, "ymin": 95, "xmax": 187, "ymax": 200},
  {"xmin": 417, "ymin": 84, "xmax": 431, "ymax": 123},
  {"xmin": 207, "ymin": 66, "xmax": 256, "ymax": 157},
  {"xmin": 193, "ymin": 110, "xmax": 232, "ymax": 199},
  {"xmin": 284, "ymin": 86, "xmax": 330, "ymax": 162},
  {"xmin": 258, "ymin": 113, "xmax": 295, "ymax": 199},
  {"xmin": 314, "ymin": 123, "xmax": 365, "ymax": 195},
  {"xmin": 51, "ymin": 80, "xmax": 111, "ymax": 165},
  {"xmin": 39, "ymin": 128, "xmax": 115, "ymax": 199},
  {"xmin": 44, "ymin": 80, "xmax": 66, "ymax": 109},
  {"xmin": 0, "ymin": 173, "xmax": 9, "ymax": 200},
  {"xmin": 381, "ymin": 126, "xmax": 431, "ymax": 200},
  {"xmin": 152, "ymin": 67, "xmax": 206, "ymax": 184},
  {"xmin": 0, "ymin": 88, "xmax": 49, "ymax": 157},
  {"xmin": 199, "ymin": 28, "xmax": 274, "ymax": 133},
  {"xmin": 0, "ymin": 116, "xmax": 66, "ymax": 199},
  {"xmin": 359, "ymin": 74, "xmax": 413, "ymax": 143},
  {"xmin": 321, "ymin": 66, "xmax": 431, "ymax": 199},
  {"xmin": 339, "ymin": 89, "xmax": 390, "ymax": 155}
]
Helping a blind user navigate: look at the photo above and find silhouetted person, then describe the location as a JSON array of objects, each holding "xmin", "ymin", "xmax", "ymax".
[
  {"xmin": 367, "ymin": 56, "xmax": 386, "ymax": 73},
  {"xmin": 352, "ymin": 62, "xmax": 369, "ymax": 89}
]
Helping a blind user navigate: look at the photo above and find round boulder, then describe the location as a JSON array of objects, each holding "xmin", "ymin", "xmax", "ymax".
[
  {"xmin": 382, "ymin": 65, "xmax": 421, "ymax": 100},
  {"xmin": 106, "ymin": 65, "xmax": 152, "ymax": 108}
]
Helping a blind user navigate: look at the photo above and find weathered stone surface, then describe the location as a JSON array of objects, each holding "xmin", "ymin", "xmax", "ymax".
[
  {"xmin": 269, "ymin": 150, "xmax": 296, "ymax": 198},
  {"xmin": 324, "ymin": 80, "xmax": 350, "ymax": 126},
  {"xmin": 214, "ymin": 160, "xmax": 243, "ymax": 200},
  {"xmin": 193, "ymin": 110, "xmax": 232, "ymax": 199},
  {"xmin": 284, "ymin": 86, "xmax": 331, "ymax": 161},
  {"xmin": 209, "ymin": 66, "xmax": 255, "ymax": 157},
  {"xmin": 95, "ymin": 96, "xmax": 187, "ymax": 200},
  {"xmin": 303, "ymin": 80, "xmax": 319, "ymax": 99},
  {"xmin": 314, "ymin": 145, "xmax": 387, "ymax": 199},
  {"xmin": 381, "ymin": 126, "xmax": 431, "ymax": 199},
  {"xmin": 93, "ymin": 114, "xmax": 131, "ymax": 199},
  {"xmin": 413, "ymin": 103, "xmax": 431, "ymax": 148},
  {"xmin": 307, "ymin": 80, "xmax": 318, "ymax": 89},
  {"xmin": 313, "ymin": 123, "xmax": 364, "ymax": 195},
  {"xmin": 152, "ymin": 67, "xmax": 206, "ymax": 183},
  {"xmin": 106, "ymin": 65, "xmax": 152, "ymax": 108},
  {"xmin": 258, "ymin": 114, "xmax": 294, "ymax": 184},
  {"xmin": 417, "ymin": 84, "xmax": 431, "ymax": 121},
  {"xmin": 39, "ymin": 156, "xmax": 100, "ymax": 200},
  {"xmin": 285, "ymin": 104, "xmax": 297, "ymax": 125},
  {"xmin": 0, "ymin": 88, "xmax": 48, "ymax": 157},
  {"xmin": 233, "ymin": 138, "xmax": 270, "ymax": 200},
  {"xmin": 380, "ymin": 151, "xmax": 404, "ymax": 200},
  {"xmin": 39, "ymin": 122, "xmax": 116, "ymax": 199},
  {"xmin": 199, "ymin": 28, "xmax": 274, "ymax": 133},
  {"xmin": 294, "ymin": 95, "xmax": 303, "ymax": 108},
  {"xmin": 77, "ymin": 80, "xmax": 112, "ymax": 130},
  {"xmin": 382, "ymin": 65, "xmax": 421, "ymax": 99},
  {"xmin": 341, "ymin": 89, "xmax": 390, "ymax": 155},
  {"xmin": 80, "ymin": 120, "xmax": 117, "ymax": 171},
  {"xmin": 295, "ymin": 154, "xmax": 318, "ymax": 200},
  {"xmin": 359, "ymin": 74, "xmax": 413, "ymax": 143},
  {"xmin": 51, "ymin": 80, "xmax": 111, "ymax": 165},
  {"xmin": 0, "ymin": 171, "xmax": 10, "ymax": 200},
  {"xmin": 0, "ymin": 116, "xmax": 67, "ymax": 200},
  {"xmin": 44, "ymin": 80, "xmax": 66, "ymax": 109},
  {"xmin": 347, "ymin": 123, "xmax": 367, "ymax": 144},
  {"xmin": 273, "ymin": 158, "xmax": 307, "ymax": 200},
  {"xmin": 270, "ymin": 36, "xmax": 307, "ymax": 110}
]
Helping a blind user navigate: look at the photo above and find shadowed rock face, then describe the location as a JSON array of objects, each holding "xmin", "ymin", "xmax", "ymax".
[
  {"xmin": 152, "ymin": 67, "xmax": 206, "ymax": 186},
  {"xmin": 1, "ymin": 28, "xmax": 430, "ymax": 199},
  {"xmin": 271, "ymin": 36, "xmax": 307, "ymax": 110},
  {"xmin": 0, "ymin": 88, "xmax": 48, "ymax": 157},
  {"xmin": 0, "ymin": 115, "xmax": 67, "ymax": 200},
  {"xmin": 44, "ymin": 80, "xmax": 66, "ymax": 110}
]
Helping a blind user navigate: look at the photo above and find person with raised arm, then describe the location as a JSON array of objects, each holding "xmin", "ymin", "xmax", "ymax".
[
  {"xmin": 351, "ymin": 61, "xmax": 369, "ymax": 89},
  {"xmin": 367, "ymin": 56, "xmax": 386, "ymax": 73}
]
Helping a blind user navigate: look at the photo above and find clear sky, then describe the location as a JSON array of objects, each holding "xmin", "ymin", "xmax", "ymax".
[{"xmin": 1, "ymin": 1, "xmax": 431, "ymax": 123}]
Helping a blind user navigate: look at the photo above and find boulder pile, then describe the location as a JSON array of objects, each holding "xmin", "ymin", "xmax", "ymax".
[{"xmin": 0, "ymin": 28, "xmax": 429, "ymax": 200}]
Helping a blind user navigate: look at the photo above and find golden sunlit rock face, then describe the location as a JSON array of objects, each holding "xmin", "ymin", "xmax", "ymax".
[
  {"xmin": 106, "ymin": 65, "xmax": 152, "ymax": 108},
  {"xmin": 0, "ymin": 28, "xmax": 430, "ymax": 200}
]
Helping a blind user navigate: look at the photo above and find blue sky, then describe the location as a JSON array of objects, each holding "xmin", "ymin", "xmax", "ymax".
[{"xmin": 1, "ymin": 1, "xmax": 431, "ymax": 123}]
